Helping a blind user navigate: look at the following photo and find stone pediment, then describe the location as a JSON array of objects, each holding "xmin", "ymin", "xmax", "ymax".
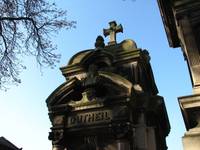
[{"xmin": 46, "ymin": 71, "xmax": 133, "ymax": 110}]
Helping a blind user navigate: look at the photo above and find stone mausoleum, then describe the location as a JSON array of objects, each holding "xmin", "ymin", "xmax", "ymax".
[
  {"xmin": 157, "ymin": 1, "xmax": 200, "ymax": 149},
  {"xmin": 46, "ymin": 21, "xmax": 170, "ymax": 150}
]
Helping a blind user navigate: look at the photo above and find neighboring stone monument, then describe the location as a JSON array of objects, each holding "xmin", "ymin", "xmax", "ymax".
[
  {"xmin": 157, "ymin": 0, "xmax": 200, "ymax": 149},
  {"xmin": 46, "ymin": 21, "xmax": 170, "ymax": 150},
  {"xmin": 0, "ymin": 137, "xmax": 22, "ymax": 150}
]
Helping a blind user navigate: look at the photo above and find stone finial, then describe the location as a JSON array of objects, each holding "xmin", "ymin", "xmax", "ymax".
[
  {"xmin": 95, "ymin": 35, "xmax": 105, "ymax": 49},
  {"xmin": 103, "ymin": 21, "xmax": 123, "ymax": 45}
]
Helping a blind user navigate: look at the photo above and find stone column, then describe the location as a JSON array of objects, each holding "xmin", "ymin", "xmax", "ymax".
[
  {"xmin": 116, "ymin": 140, "xmax": 130, "ymax": 150},
  {"xmin": 134, "ymin": 109, "xmax": 157, "ymax": 150}
]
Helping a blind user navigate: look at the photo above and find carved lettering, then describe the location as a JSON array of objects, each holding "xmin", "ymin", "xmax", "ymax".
[
  {"xmin": 95, "ymin": 112, "xmax": 101, "ymax": 121},
  {"xmin": 68, "ymin": 110, "xmax": 112, "ymax": 127}
]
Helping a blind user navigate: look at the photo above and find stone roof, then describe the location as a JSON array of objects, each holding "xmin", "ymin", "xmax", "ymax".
[
  {"xmin": 0, "ymin": 137, "xmax": 22, "ymax": 150},
  {"xmin": 157, "ymin": 0, "xmax": 180, "ymax": 47}
]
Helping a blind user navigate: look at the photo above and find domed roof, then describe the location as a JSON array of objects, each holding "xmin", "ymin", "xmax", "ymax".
[
  {"xmin": 68, "ymin": 39, "xmax": 137, "ymax": 66},
  {"xmin": 67, "ymin": 50, "xmax": 93, "ymax": 65},
  {"xmin": 121, "ymin": 39, "xmax": 137, "ymax": 50}
]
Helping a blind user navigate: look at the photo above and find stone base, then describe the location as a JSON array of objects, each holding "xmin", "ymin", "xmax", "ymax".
[
  {"xmin": 179, "ymin": 94, "xmax": 200, "ymax": 150},
  {"xmin": 183, "ymin": 127, "xmax": 200, "ymax": 150}
]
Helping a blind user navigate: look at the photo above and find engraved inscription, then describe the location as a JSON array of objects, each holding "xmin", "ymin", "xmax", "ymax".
[{"xmin": 67, "ymin": 110, "xmax": 112, "ymax": 127}]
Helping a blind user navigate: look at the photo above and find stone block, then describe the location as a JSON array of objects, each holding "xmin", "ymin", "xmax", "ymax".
[{"xmin": 183, "ymin": 128, "xmax": 200, "ymax": 150}]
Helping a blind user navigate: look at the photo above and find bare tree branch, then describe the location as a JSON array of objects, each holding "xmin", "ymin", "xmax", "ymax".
[{"xmin": 0, "ymin": 0, "xmax": 76, "ymax": 90}]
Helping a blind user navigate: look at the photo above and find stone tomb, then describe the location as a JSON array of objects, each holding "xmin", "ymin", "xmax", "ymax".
[{"xmin": 46, "ymin": 21, "xmax": 170, "ymax": 150}]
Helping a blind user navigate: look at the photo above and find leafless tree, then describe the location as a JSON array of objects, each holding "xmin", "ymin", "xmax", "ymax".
[{"xmin": 0, "ymin": 0, "xmax": 76, "ymax": 89}]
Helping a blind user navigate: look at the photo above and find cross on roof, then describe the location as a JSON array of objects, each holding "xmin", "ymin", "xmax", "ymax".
[{"xmin": 103, "ymin": 21, "xmax": 123, "ymax": 45}]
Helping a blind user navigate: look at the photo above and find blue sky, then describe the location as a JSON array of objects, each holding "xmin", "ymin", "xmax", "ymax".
[{"xmin": 0, "ymin": 0, "xmax": 192, "ymax": 149}]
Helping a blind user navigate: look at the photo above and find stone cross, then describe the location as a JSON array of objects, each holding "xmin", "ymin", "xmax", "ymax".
[{"xmin": 103, "ymin": 21, "xmax": 123, "ymax": 45}]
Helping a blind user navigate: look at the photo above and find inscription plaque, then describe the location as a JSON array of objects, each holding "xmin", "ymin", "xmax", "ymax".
[{"xmin": 67, "ymin": 110, "xmax": 112, "ymax": 127}]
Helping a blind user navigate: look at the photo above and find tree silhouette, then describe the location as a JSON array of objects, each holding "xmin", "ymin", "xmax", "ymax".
[{"xmin": 0, "ymin": 0, "xmax": 76, "ymax": 89}]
